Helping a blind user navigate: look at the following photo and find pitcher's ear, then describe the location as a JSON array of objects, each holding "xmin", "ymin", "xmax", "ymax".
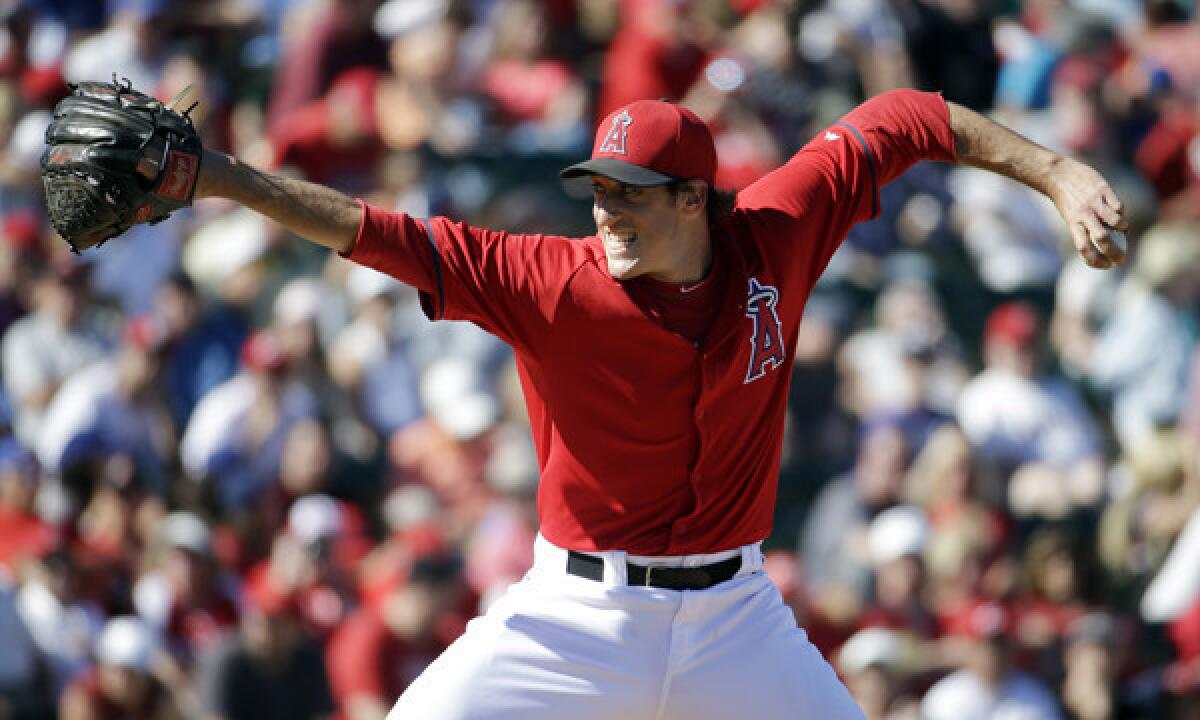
[{"xmin": 679, "ymin": 180, "xmax": 706, "ymax": 212}]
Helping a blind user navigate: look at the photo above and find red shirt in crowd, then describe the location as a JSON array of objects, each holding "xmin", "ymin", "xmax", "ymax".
[
  {"xmin": 596, "ymin": 10, "xmax": 709, "ymax": 119},
  {"xmin": 325, "ymin": 607, "xmax": 446, "ymax": 716},
  {"xmin": 348, "ymin": 89, "xmax": 956, "ymax": 555},
  {"xmin": 482, "ymin": 60, "xmax": 577, "ymax": 124},
  {"xmin": 163, "ymin": 590, "xmax": 240, "ymax": 660},
  {"xmin": 0, "ymin": 507, "xmax": 56, "ymax": 571}
]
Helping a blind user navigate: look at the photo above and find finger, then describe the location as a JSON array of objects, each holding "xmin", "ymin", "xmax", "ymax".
[
  {"xmin": 1102, "ymin": 190, "xmax": 1130, "ymax": 231},
  {"xmin": 1083, "ymin": 215, "xmax": 1122, "ymax": 266},
  {"xmin": 1093, "ymin": 198, "xmax": 1122, "ymax": 229},
  {"xmin": 1101, "ymin": 187, "xmax": 1124, "ymax": 216},
  {"xmin": 1071, "ymin": 221, "xmax": 1108, "ymax": 268}
]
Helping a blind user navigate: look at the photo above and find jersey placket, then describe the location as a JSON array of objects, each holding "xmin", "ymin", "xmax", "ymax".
[{"xmin": 670, "ymin": 252, "xmax": 753, "ymax": 546}]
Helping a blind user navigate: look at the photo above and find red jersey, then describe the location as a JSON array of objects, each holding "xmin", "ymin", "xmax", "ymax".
[
  {"xmin": 0, "ymin": 507, "xmax": 56, "ymax": 571},
  {"xmin": 349, "ymin": 89, "xmax": 956, "ymax": 555},
  {"xmin": 326, "ymin": 607, "xmax": 446, "ymax": 715}
]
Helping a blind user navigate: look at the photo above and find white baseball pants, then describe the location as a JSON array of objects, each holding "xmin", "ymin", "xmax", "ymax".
[{"xmin": 387, "ymin": 534, "xmax": 866, "ymax": 719}]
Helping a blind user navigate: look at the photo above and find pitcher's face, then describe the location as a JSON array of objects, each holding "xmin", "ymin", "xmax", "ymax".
[{"xmin": 591, "ymin": 176, "xmax": 688, "ymax": 282}]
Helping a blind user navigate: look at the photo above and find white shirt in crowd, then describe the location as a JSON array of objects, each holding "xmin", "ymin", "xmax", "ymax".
[{"xmin": 921, "ymin": 669, "xmax": 1063, "ymax": 720}]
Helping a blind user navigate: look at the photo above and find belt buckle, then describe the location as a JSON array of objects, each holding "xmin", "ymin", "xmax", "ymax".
[{"xmin": 642, "ymin": 562, "xmax": 671, "ymax": 587}]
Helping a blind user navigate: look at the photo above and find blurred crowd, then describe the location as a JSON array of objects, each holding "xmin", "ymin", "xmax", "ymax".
[{"xmin": 0, "ymin": 0, "xmax": 1199, "ymax": 718}]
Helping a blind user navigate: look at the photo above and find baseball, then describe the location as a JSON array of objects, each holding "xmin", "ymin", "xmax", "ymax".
[{"xmin": 1108, "ymin": 228, "xmax": 1127, "ymax": 253}]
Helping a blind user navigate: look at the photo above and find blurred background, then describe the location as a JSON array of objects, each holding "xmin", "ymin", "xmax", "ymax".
[{"xmin": 0, "ymin": 0, "xmax": 1199, "ymax": 718}]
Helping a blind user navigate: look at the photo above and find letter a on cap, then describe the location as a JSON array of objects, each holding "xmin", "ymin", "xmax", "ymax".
[{"xmin": 598, "ymin": 110, "xmax": 633, "ymax": 155}]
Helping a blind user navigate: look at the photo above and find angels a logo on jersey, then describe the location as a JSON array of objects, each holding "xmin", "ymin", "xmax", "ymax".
[
  {"xmin": 598, "ymin": 110, "xmax": 633, "ymax": 155},
  {"xmin": 744, "ymin": 277, "xmax": 785, "ymax": 383}
]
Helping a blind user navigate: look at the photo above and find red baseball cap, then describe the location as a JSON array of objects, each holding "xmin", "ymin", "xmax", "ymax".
[
  {"xmin": 561, "ymin": 100, "xmax": 717, "ymax": 186},
  {"xmin": 239, "ymin": 330, "xmax": 289, "ymax": 373},
  {"xmin": 243, "ymin": 564, "xmax": 301, "ymax": 617},
  {"xmin": 123, "ymin": 314, "xmax": 167, "ymax": 352},
  {"xmin": 949, "ymin": 600, "xmax": 1012, "ymax": 641},
  {"xmin": 984, "ymin": 301, "xmax": 1039, "ymax": 349}
]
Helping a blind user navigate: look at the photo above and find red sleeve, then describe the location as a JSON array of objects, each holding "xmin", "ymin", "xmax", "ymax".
[
  {"xmin": 345, "ymin": 201, "xmax": 441, "ymax": 294},
  {"xmin": 735, "ymin": 89, "xmax": 955, "ymax": 281},
  {"xmin": 839, "ymin": 88, "xmax": 957, "ymax": 183},
  {"xmin": 326, "ymin": 610, "xmax": 388, "ymax": 704},
  {"xmin": 347, "ymin": 203, "xmax": 587, "ymax": 350}
]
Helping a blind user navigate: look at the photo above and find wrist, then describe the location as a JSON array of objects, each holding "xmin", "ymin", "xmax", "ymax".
[
  {"xmin": 1038, "ymin": 153, "xmax": 1099, "ymax": 211},
  {"xmin": 1036, "ymin": 153, "xmax": 1069, "ymax": 203},
  {"xmin": 193, "ymin": 149, "xmax": 234, "ymax": 200}
]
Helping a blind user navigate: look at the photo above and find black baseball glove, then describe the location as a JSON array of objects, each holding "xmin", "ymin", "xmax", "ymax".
[{"xmin": 41, "ymin": 76, "xmax": 203, "ymax": 253}]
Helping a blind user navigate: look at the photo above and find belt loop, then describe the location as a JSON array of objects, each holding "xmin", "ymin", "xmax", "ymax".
[
  {"xmin": 739, "ymin": 543, "xmax": 763, "ymax": 577},
  {"xmin": 607, "ymin": 549, "xmax": 629, "ymax": 585}
]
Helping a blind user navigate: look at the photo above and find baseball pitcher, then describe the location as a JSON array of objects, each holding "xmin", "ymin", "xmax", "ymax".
[{"xmin": 42, "ymin": 79, "xmax": 1126, "ymax": 718}]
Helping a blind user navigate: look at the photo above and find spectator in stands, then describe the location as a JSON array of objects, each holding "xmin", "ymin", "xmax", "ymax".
[
  {"xmin": 266, "ymin": 494, "xmax": 363, "ymax": 641},
  {"xmin": 14, "ymin": 549, "xmax": 105, "ymax": 700},
  {"xmin": 61, "ymin": 0, "xmax": 169, "ymax": 92},
  {"xmin": 264, "ymin": 0, "xmax": 389, "ymax": 138},
  {"xmin": 464, "ymin": 422, "xmax": 538, "ymax": 610},
  {"xmin": 181, "ymin": 330, "xmax": 318, "ymax": 512},
  {"xmin": 839, "ymin": 275, "xmax": 965, "ymax": 419},
  {"xmin": 922, "ymin": 602, "xmax": 1062, "ymax": 720},
  {"xmin": 906, "ymin": 425, "xmax": 1011, "ymax": 632},
  {"xmin": 195, "ymin": 570, "xmax": 334, "ymax": 720},
  {"xmin": 597, "ymin": 0, "xmax": 712, "ymax": 118},
  {"xmin": 327, "ymin": 265, "xmax": 422, "ymax": 440},
  {"xmin": 0, "ymin": 209, "xmax": 38, "ymax": 342},
  {"xmin": 373, "ymin": 1, "xmax": 477, "ymax": 157},
  {"xmin": 0, "ymin": 575, "xmax": 46, "ymax": 720},
  {"xmin": 478, "ymin": 0, "xmax": 588, "ymax": 153},
  {"xmin": 957, "ymin": 301, "xmax": 1106, "ymax": 515},
  {"xmin": 326, "ymin": 549, "xmax": 466, "ymax": 720},
  {"xmin": 271, "ymin": 68, "xmax": 388, "ymax": 193},
  {"xmin": 1088, "ymin": 222, "xmax": 1200, "ymax": 452},
  {"xmin": 36, "ymin": 315, "xmax": 173, "ymax": 495},
  {"xmin": 0, "ymin": 438, "xmax": 54, "ymax": 573},
  {"xmin": 132, "ymin": 512, "xmax": 239, "ymax": 665},
  {"xmin": 59, "ymin": 615, "xmax": 183, "ymax": 720},
  {"xmin": 387, "ymin": 357, "xmax": 504, "ymax": 536},
  {"xmin": 945, "ymin": 163, "xmax": 1066, "ymax": 293},
  {"xmin": 1060, "ymin": 612, "xmax": 1134, "ymax": 720},
  {"xmin": 803, "ymin": 420, "xmax": 910, "ymax": 603},
  {"xmin": 153, "ymin": 271, "xmax": 244, "ymax": 432},
  {"xmin": 1099, "ymin": 426, "xmax": 1199, "ymax": 597},
  {"xmin": 256, "ymin": 419, "xmax": 350, "ymax": 540},
  {"xmin": 894, "ymin": 0, "xmax": 999, "ymax": 112},
  {"xmin": 270, "ymin": 278, "xmax": 360, "ymax": 447},
  {"xmin": 1013, "ymin": 528, "xmax": 1096, "ymax": 678},
  {"xmin": 2, "ymin": 260, "xmax": 108, "ymax": 448},
  {"xmin": 837, "ymin": 627, "xmax": 918, "ymax": 720},
  {"xmin": 860, "ymin": 505, "xmax": 938, "ymax": 641}
]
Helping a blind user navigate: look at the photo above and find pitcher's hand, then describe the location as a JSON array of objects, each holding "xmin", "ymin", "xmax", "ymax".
[{"xmin": 1046, "ymin": 156, "xmax": 1128, "ymax": 269}]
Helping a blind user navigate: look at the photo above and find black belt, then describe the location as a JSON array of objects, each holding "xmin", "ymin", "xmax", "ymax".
[{"xmin": 566, "ymin": 550, "xmax": 742, "ymax": 591}]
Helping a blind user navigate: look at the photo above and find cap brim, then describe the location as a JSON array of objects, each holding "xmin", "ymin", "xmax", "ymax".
[{"xmin": 559, "ymin": 158, "xmax": 675, "ymax": 186}]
